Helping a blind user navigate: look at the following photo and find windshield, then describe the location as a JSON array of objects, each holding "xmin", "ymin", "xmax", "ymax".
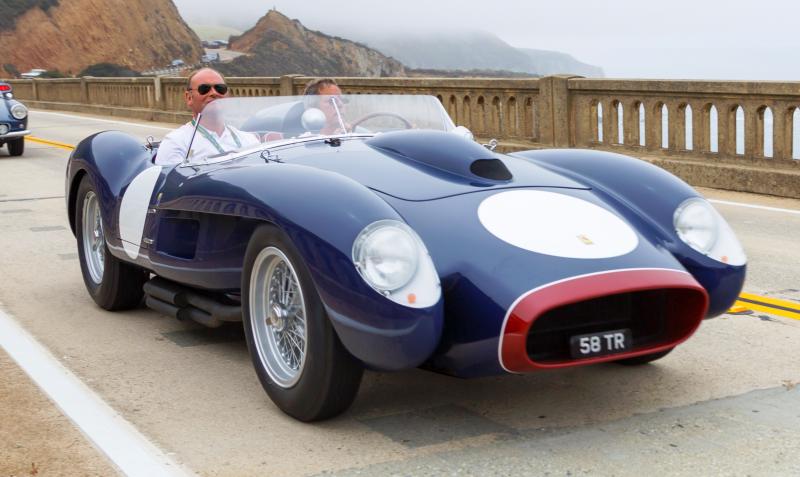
[{"xmin": 184, "ymin": 94, "xmax": 455, "ymax": 164}]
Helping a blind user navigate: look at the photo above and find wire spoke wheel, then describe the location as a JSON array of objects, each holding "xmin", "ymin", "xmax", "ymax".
[
  {"xmin": 242, "ymin": 225, "xmax": 364, "ymax": 421},
  {"xmin": 81, "ymin": 191, "xmax": 105, "ymax": 284},
  {"xmin": 250, "ymin": 247, "xmax": 308, "ymax": 388}
]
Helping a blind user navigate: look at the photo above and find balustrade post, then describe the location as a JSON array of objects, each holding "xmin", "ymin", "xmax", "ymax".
[
  {"xmin": 717, "ymin": 103, "xmax": 737, "ymax": 157},
  {"xmin": 280, "ymin": 74, "xmax": 303, "ymax": 96},
  {"xmin": 745, "ymin": 105, "xmax": 760, "ymax": 158},
  {"xmin": 693, "ymin": 102, "xmax": 710, "ymax": 153},
  {"xmin": 604, "ymin": 100, "xmax": 625, "ymax": 144},
  {"xmin": 645, "ymin": 102, "xmax": 663, "ymax": 152},
  {"xmin": 153, "ymin": 76, "xmax": 164, "ymax": 110},
  {"xmin": 771, "ymin": 103, "xmax": 792, "ymax": 161},
  {"xmin": 538, "ymin": 75, "xmax": 580, "ymax": 147},
  {"xmin": 31, "ymin": 79, "xmax": 39, "ymax": 101},
  {"xmin": 80, "ymin": 77, "xmax": 89, "ymax": 104},
  {"xmin": 623, "ymin": 100, "xmax": 640, "ymax": 147},
  {"xmin": 574, "ymin": 96, "xmax": 598, "ymax": 147},
  {"xmin": 669, "ymin": 102, "xmax": 686, "ymax": 152}
]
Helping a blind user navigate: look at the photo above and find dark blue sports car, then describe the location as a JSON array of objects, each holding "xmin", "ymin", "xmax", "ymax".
[
  {"xmin": 0, "ymin": 82, "xmax": 29, "ymax": 156},
  {"xmin": 65, "ymin": 95, "xmax": 746, "ymax": 421}
]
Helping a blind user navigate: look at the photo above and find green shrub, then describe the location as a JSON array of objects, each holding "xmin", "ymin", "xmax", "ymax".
[{"xmin": 79, "ymin": 63, "xmax": 141, "ymax": 77}]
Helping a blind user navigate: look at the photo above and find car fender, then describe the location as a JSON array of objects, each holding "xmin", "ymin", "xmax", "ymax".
[
  {"xmin": 66, "ymin": 131, "xmax": 155, "ymax": 242},
  {"xmin": 512, "ymin": 148, "xmax": 745, "ymax": 316},
  {"xmin": 158, "ymin": 162, "xmax": 445, "ymax": 370}
]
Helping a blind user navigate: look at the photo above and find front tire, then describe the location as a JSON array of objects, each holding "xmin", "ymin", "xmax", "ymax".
[
  {"xmin": 8, "ymin": 138, "xmax": 24, "ymax": 156},
  {"xmin": 242, "ymin": 224, "xmax": 363, "ymax": 421},
  {"xmin": 75, "ymin": 175, "xmax": 147, "ymax": 310}
]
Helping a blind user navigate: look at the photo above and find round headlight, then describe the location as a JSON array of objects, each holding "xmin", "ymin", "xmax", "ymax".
[
  {"xmin": 674, "ymin": 198, "xmax": 719, "ymax": 254},
  {"xmin": 10, "ymin": 103, "xmax": 27, "ymax": 120},
  {"xmin": 353, "ymin": 220, "xmax": 419, "ymax": 292}
]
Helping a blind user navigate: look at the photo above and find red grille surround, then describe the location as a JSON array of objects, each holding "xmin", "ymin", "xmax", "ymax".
[{"xmin": 499, "ymin": 268, "xmax": 709, "ymax": 373}]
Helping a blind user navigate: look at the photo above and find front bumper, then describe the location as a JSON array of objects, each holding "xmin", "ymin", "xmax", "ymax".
[{"xmin": 0, "ymin": 129, "xmax": 31, "ymax": 140}]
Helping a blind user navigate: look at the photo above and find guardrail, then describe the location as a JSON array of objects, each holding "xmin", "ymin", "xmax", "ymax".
[{"xmin": 5, "ymin": 75, "xmax": 799, "ymax": 198}]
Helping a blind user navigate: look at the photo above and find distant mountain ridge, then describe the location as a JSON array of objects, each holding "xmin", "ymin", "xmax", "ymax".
[
  {"xmin": 218, "ymin": 10, "xmax": 405, "ymax": 77},
  {"xmin": 362, "ymin": 30, "xmax": 603, "ymax": 77}
]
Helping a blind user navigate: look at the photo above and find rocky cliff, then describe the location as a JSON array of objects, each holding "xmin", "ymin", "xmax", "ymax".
[
  {"xmin": 0, "ymin": 0, "xmax": 203, "ymax": 75},
  {"xmin": 220, "ymin": 10, "xmax": 405, "ymax": 77}
]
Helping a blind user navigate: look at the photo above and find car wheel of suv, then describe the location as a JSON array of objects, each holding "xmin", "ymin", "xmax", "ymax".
[
  {"xmin": 8, "ymin": 138, "xmax": 24, "ymax": 156},
  {"xmin": 242, "ymin": 224, "xmax": 363, "ymax": 421},
  {"xmin": 75, "ymin": 175, "xmax": 147, "ymax": 310}
]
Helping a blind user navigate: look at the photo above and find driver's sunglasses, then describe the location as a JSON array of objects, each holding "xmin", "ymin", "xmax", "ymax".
[{"xmin": 190, "ymin": 83, "xmax": 229, "ymax": 96}]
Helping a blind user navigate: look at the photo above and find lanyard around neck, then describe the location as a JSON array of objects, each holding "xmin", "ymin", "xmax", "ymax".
[{"xmin": 191, "ymin": 119, "xmax": 242, "ymax": 154}]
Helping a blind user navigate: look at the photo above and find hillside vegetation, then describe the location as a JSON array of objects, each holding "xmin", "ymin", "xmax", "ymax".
[{"xmin": 0, "ymin": 0, "xmax": 59, "ymax": 31}]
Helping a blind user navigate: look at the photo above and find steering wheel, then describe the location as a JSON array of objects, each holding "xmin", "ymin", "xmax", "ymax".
[{"xmin": 350, "ymin": 112, "xmax": 413, "ymax": 130}]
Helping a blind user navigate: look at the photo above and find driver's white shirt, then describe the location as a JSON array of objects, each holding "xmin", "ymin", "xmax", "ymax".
[{"xmin": 156, "ymin": 122, "xmax": 260, "ymax": 165}]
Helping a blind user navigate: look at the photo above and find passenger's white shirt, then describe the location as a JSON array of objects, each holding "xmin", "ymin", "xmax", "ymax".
[{"xmin": 156, "ymin": 121, "xmax": 260, "ymax": 165}]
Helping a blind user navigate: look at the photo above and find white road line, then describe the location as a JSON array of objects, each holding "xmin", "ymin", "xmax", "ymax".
[
  {"xmin": 709, "ymin": 199, "xmax": 800, "ymax": 216},
  {"xmin": 31, "ymin": 110, "xmax": 175, "ymax": 131},
  {"xmin": 0, "ymin": 308, "xmax": 195, "ymax": 477}
]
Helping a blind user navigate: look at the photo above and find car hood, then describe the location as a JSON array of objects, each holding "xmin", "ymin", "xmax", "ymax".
[{"xmin": 272, "ymin": 130, "xmax": 588, "ymax": 201}]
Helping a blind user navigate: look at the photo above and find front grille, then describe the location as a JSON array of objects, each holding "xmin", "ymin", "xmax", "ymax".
[{"xmin": 526, "ymin": 289, "xmax": 703, "ymax": 363}]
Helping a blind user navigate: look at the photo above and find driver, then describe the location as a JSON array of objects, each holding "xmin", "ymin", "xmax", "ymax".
[
  {"xmin": 156, "ymin": 68, "xmax": 260, "ymax": 165},
  {"xmin": 303, "ymin": 78, "xmax": 348, "ymax": 135}
]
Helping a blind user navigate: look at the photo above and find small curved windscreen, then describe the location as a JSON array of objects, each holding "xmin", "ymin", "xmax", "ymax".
[{"xmin": 194, "ymin": 94, "xmax": 454, "ymax": 147}]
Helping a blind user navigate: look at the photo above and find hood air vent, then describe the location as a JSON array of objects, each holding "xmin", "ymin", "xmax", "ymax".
[{"xmin": 366, "ymin": 130, "xmax": 513, "ymax": 184}]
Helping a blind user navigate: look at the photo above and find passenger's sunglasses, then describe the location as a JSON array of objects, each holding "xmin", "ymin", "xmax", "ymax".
[{"xmin": 189, "ymin": 83, "xmax": 229, "ymax": 95}]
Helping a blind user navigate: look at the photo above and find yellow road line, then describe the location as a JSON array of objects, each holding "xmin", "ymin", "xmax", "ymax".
[
  {"xmin": 734, "ymin": 292, "xmax": 800, "ymax": 320},
  {"xmin": 26, "ymin": 136, "xmax": 75, "ymax": 150}
]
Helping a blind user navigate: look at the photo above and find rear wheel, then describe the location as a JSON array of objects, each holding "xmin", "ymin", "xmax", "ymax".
[
  {"xmin": 242, "ymin": 224, "xmax": 363, "ymax": 421},
  {"xmin": 75, "ymin": 175, "xmax": 147, "ymax": 310},
  {"xmin": 615, "ymin": 348, "xmax": 673, "ymax": 365},
  {"xmin": 8, "ymin": 138, "xmax": 24, "ymax": 156}
]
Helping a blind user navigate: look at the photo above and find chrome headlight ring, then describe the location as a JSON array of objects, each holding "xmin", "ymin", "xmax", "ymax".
[
  {"xmin": 352, "ymin": 219, "xmax": 441, "ymax": 308},
  {"xmin": 10, "ymin": 103, "xmax": 28, "ymax": 120},
  {"xmin": 673, "ymin": 197, "xmax": 746, "ymax": 266},
  {"xmin": 353, "ymin": 220, "xmax": 419, "ymax": 293}
]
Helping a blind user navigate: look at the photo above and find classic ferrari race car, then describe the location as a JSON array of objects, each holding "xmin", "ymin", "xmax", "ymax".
[
  {"xmin": 0, "ymin": 82, "xmax": 29, "ymax": 156},
  {"xmin": 65, "ymin": 94, "xmax": 746, "ymax": 421}
]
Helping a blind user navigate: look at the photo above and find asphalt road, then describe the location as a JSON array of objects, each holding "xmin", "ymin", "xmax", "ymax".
[{"xmin": 1, "ymin": 110, "xmax": 799, "ymax": 476}]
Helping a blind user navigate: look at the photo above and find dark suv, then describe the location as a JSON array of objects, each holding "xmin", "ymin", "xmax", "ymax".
[{"xmin": 0, "ymin": 82, "xmax": 30, "ymax": 156}]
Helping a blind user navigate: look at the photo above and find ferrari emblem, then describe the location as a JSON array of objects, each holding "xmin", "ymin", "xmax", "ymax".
[{"xmin": 577, "ymin": 234, "xmax": 594, "ymax": 245}]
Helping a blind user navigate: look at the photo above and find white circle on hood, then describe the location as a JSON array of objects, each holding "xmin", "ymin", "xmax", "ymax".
[{"xmin": 478, "ymin": 190, "xmax": 638, "ymax": 259}]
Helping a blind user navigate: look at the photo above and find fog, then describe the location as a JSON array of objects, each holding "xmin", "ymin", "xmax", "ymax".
[{"xmin": 173, "ymin": 0, "xmax": 800, "ymax": 81}]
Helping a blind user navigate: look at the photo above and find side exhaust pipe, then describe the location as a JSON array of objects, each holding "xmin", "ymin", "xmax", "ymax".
[{"xmin": 144, "ymin": 277, "xmax": 242, "ymax": 328}]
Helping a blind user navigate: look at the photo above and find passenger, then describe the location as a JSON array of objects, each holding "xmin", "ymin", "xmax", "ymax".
[
  {"xmin": 156, "ymin": 67, "xmax": 259, "ymax": 165},
  {"xmin": 303, "ymin": 78, "xmax": 347, "ymax": 135}
]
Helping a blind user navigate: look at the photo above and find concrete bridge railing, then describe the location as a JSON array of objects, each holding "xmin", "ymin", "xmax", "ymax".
[{"xmin": 6, "ymin": 75, "xmax": 799, "ymax": 198}]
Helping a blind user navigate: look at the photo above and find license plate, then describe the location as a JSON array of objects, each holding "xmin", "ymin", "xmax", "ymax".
[{"xmin": 569, "ymin": 329, "xmax": 632, "ymax": 359}]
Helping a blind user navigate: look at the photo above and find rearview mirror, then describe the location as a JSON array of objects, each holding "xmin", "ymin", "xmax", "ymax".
[{"xmin": 301, "ymin": 108, "xmax": 326, "ymax": 133}]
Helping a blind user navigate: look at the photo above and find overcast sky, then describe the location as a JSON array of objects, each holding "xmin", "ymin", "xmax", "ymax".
[{"xmin": 173, "ymin": 0, "xmax": 800, "ymax": 81}]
